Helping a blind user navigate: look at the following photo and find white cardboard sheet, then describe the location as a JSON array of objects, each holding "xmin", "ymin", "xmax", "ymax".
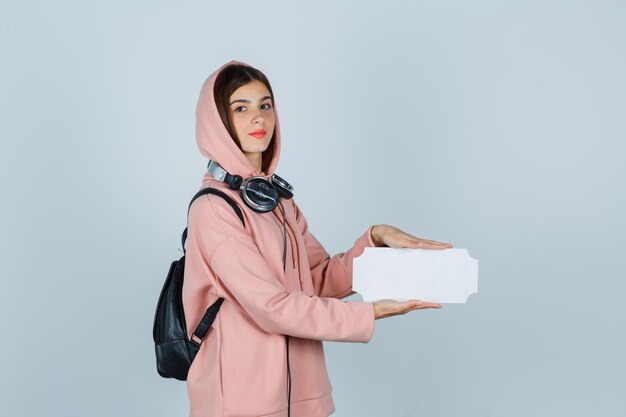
[{"xmin": 353, "ymin": 248, "xmax": 478, "ymax": 303}]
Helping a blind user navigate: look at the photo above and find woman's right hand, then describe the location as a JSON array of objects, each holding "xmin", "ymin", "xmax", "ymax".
[{"xmin": 372, "ymin": 299, "xmax": 442, "ymax": 320}]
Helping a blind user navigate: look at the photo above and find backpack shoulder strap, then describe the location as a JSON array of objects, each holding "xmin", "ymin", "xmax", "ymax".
[{"xmin": 181, "ymin": 187, "xmax": 245, "ymax": 253}]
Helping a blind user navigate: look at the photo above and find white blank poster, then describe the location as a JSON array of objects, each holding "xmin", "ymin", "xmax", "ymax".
[{"xmin": 353, "ymin": 248, "xmax": 479, "ymax": 303}]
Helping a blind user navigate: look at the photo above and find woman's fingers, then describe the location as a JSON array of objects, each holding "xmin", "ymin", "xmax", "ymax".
[
  {"xmin": 417, "ymin": 238, "xmax": 452, "ymax": 248},
  {"xmin": 422, "ymin": 238, "xmax": 453, "ymax": 248},
  {"xmin": 379, "ymin": 225, "xmax": 453, "ymax": 249},
  {"xmin": 413, "ymin": 301, "xmax": 442, "ymax": 309},
  {"xmin": 420, "ymin": 241, "xmax": 451, "ymax": 249},
  {"xmin": 373, "ymin": 299, "xmax": 443, "ymax": 319},
  {"xmin": 404, "ymin": 237, "xmax": 453, "ymax": 249},
  {"xmin": 406, "ymin": 300, "xmax": 441, "ymax": 310}
]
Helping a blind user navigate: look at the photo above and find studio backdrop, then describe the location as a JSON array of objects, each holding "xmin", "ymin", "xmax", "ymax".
[{"xmin": 1, "ymin": 1, "xmax": 624, "ymax": 416}]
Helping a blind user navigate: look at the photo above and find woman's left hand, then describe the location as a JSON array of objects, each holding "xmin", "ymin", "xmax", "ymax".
[{"xmin": 371, "ymin": 224, "xmax": 453, "ymax": 249}]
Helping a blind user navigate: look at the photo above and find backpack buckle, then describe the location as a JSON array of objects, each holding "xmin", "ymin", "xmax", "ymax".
[{"xmin": 190, "ymin": 334, "xmax": 202, "ymax": 346}]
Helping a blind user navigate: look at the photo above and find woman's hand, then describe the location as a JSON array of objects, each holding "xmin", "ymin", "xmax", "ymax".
[
  {"xmin": 372, "ymin": 299, "xmax": 441, "ymax": 320},
  {"xmin": 371, "ymin": 224, "xmax": 453, "ymax": 249}
]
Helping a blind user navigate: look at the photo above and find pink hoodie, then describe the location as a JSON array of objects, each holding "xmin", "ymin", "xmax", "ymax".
[{"xmin": 183, "ymin": 60, "xmax": 377, "ymax": 417}]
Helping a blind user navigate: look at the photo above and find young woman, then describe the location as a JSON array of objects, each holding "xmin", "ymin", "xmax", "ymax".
[{"xmin": 183, "ymin": 60, "xmax": 452, "ymax": 417}]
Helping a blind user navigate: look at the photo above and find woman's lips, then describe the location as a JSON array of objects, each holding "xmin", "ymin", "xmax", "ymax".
[{"xmin": 249, "ymin": 130, "xmax": 266, "ymax": 139}]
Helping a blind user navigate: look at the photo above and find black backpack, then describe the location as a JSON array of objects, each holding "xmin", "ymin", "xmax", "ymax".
[{"xmin": 153, "ymin": 187, "xmax": 245, "ymax": 381}]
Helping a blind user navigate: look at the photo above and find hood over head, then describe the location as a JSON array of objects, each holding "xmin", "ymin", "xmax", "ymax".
[{"xmin": 196, "ymin": 60, "xmax": 281, "ymax": 181}]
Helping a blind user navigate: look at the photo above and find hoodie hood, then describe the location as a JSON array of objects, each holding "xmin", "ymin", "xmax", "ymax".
[{"xmin": 196, "ymin": 60, "xmax": 281, "ymax": 181}]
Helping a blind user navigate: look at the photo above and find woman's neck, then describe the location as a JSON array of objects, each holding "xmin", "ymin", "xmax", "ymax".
[{"xmin": 244, "ymin": 151, "xmax": 262, "ymax": 173}]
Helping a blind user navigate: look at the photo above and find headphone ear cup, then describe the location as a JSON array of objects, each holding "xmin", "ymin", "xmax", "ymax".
[
  {"xmin": 276, "ymin": 187, "xmax": 293, "ymax": 200},
  {"xmin": 241, "ymin": 178, "xmax": 279, "ymax": 212},
  {"xmin": 271, "ymin": 173, "xmax": 294, "ymax": 200}
]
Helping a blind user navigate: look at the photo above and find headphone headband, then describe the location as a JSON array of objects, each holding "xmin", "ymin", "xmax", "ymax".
[{"xmin": 207, "ymin": 160, "xmax": 242, "ymax": 189}]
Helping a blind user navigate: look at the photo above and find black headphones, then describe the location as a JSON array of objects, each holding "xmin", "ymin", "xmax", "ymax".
[{"xmin": 207, "ymin": 159, "xmax": 294, "ymax": 213}]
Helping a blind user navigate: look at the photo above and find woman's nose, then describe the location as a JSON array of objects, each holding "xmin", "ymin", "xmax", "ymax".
[{"xmin": 250, "ymin": 107, "xmax": 265, "ymax": 125}]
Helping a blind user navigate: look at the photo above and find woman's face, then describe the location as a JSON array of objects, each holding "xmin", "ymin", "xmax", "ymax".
[{"xmin": 228, "ymin": 80, "xmax": 276, "ymax": 161}]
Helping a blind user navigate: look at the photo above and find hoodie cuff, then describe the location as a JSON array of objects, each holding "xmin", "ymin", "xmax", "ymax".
[
  {"xmin": 348, "ymin": 225, "xmax": 378, "ymax": 263},
  {"xmin": 346, "ymin": 300, "xmax": 376, "ymax": 343},
  {"xmin": 366, "ymin": 225, "xmax": 377, "ymax": 247}
]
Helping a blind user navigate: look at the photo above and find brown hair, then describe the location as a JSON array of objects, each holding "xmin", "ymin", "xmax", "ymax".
[{"xmin": 214, "ymin": 64, "xmax": 276, "ymax": 174}]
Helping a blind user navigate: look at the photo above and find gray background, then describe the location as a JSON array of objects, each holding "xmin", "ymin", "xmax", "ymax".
[{"xmin": 1, "ymin": 1, "xmax": 625, "ymax": 416}]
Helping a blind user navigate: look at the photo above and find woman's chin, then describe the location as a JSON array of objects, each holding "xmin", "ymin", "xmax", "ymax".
[{"xmin": 244, "ymin": 142, "xmax": 271, "ymax": 152}]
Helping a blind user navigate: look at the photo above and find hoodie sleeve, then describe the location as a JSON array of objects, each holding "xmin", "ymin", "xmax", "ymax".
[
  {"xmin": 292, "ymin": 201, "xmax": 377, "ymax": 299},
  {"xmin": 192, "ymin": 195, "xmax": 375, "ymax": 343}
]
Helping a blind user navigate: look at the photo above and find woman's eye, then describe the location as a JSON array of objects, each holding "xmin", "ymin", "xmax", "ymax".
[
  {"xmin": 262, "ymin": 103, "xmax": 272, "ymax": 110},
  {"xmin": 234, "ymin": 106, "xmax": 246, "ymax": 112}
]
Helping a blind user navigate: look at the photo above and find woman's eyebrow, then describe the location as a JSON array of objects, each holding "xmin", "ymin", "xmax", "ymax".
[{"xmin": 230, "ymin": 95, "xmax": 273, "ymax": 105}]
